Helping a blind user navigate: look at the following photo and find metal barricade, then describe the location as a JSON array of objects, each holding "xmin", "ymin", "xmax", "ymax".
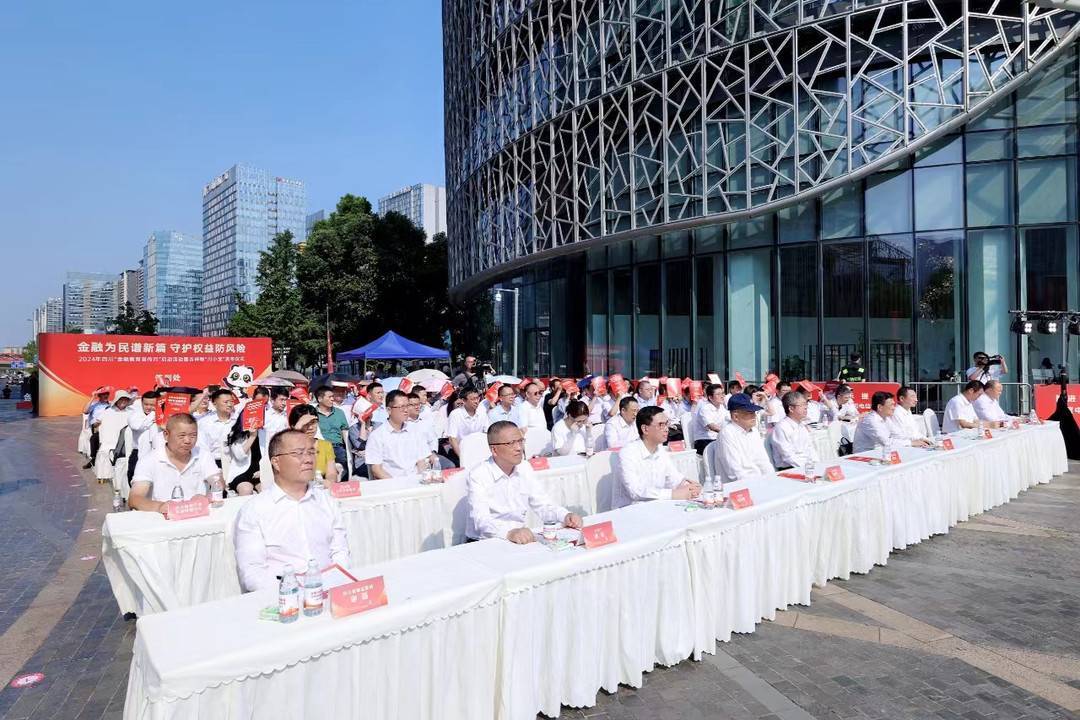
[{"xmin": 908, "ymin": 381, "xmax": 1033, "ymax": 416}]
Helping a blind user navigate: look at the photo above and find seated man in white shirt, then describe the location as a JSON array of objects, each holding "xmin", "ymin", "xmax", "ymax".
[
  {"xmin": 764, "ymin": 381, "xmax": 790, "ymax": 426},
  {"xmin": 613, "ymin": 406, "xmax": 701, "ymax": 508},
  {"xmin": 366, "ymin": 390, "xmax": 438, "ymax": 478},
  {"xmin": 196, "ymin": 389, "xmax": 237, "ymax": 464},
  {"xmin": 234, "ymin": 429, "xmax": 351, "ymax": 591},
  {"xmin": 260, "ymin": 388, "xmax": 290, "ymax": 450},
  {"xmin": 487, "ymin": 384, "xmax": 518, "ymax": 424},
  {"xmin": 767, "ymin": 390, "xmax": 820, "ymax": 470},
  {"xmin": 692, "ymin": 383, "xmax": 729, "ymax": 454},
  {"xmin": 943, "ymin": 380, "xmax": 984, "ymax": 433},
  {"xmin": 972, "ymin": 379, "xmax": 1013, "ymax": 427},
  {"xmin": 550, "ymin": 399, "xmax": 592, "ymax": 455},
  {"xmin": 126, "ymin": 391, "xmax": 161, "ymax": 485},
  {"xmin": 513, "ymin": 382, "xmax": 548, "ymax": 434},
  {"xmin": 634, "ymin": 378, "xmax": 660, "ymax": 408},
  {"xmin": 717, "ymin": 393, "xmax": 774, "ymax": 483},
  {"xmin": 446, "ymin": 388, "xmax": 490, "ymax": 461},
  {"xmin": 604, "ymin": 396, "xmax": 640, "ymax": 450},
  {"xmin": 853, "ymin": 392, "xmax": 932, "ymax": 453},
  {"xmin": 466, "ymin": 421, "xmax": 583, "ymax": 543},
  {"xmin": 129, "ymin": 413, "xmax": 218, "ymax": 515},
  {"xmin": 889, "ymin": 386, "xmax": 929, "ymax": 441}
]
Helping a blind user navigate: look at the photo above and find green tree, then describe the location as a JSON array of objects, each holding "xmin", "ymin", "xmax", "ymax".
[
  {"xmin": 229, "ymin": 231, "xmax": 322, "ymax": 368},
  {"xmin": 108, "ymin": 302, "xmax": 159, "ymax": 335},
  {"xmin": 21, "ymin": 339, "xmax": 37, "ymax": 364}
]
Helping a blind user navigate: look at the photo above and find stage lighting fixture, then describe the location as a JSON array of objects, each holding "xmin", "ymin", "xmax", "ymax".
[
  {"xmin": 1037, "ymin": 317, "xmax": 1058, "ymax": 334},
  {"xmin": 1010, "ymin": 316, "xmax": 1032, "ymax": 334}
]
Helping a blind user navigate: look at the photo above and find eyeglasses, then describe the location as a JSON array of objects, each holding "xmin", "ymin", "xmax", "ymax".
[
  {"xmin": 489, "ymin": 439, "xmax": 526, "ymax": 447},
  {"xmin": 388, "ymin": 403, "xmax": 408, "ymax": 410},
  {"xmin": 272, "ymin": 449, "xmax": 318, "ymax": 459}
]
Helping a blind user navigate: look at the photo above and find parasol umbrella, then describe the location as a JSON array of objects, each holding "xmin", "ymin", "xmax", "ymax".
[
  {"xmin": 310, "ymin": 372, "xmax": 360, "ymax": 390},
  {"xmin": 490, "ymin": 374, "xmax": 522, "ymax": 385},
  {"xmin": 420, "ymin": 377, "xmax": 451, "ymax": 394},
  {"xmin": 405, "ymin": 368, "xmax": 450, "ymax": 385},
  {"xmin": 254, "ymin": 376, "xmax": 294, "ymax": 388},
  {"xmin": 270, "ymin": 369, "xmax": 309, "ymax": 385}
]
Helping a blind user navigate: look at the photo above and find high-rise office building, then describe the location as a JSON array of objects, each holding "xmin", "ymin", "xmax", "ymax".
[
  {"xmin": 62, "ymin": 272, "xmax": 117, "ymax": 333},
  {"xmin": 33, "ymin": 297, "xmax": 63, "ymax": 336},
  {"xmin": 201, "ymin": 164, "xmax": 306, "ymax": 335},
  {"xmin": 378, "ymin": 183, "xmax": 446, "ymax": 241},
  {"xmin": 305, "ymin": 210, "xmax": 326, "ymax": 239},
  {"xmin": 445, "ymin": 0, "xmax": 1080, "ymax": 382},
  {"xmin": 143, "ymin": 230, "xmax": 203, "ymax": 336},
  {"xmin": 116, "ymin": 269, "xmax": 143, "ymax": 312}
]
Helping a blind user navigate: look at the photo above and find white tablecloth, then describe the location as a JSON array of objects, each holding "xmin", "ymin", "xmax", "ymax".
[
  {"xmin": 124, "ymin": 547, "xmax": 504, "ymax": 720},
  {"xmin": 123, "ymin": 423, "xmax": 1067, "ymax": 719}
]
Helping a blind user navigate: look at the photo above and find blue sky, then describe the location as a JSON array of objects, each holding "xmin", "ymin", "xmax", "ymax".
[{"xmin": 0, "ymin": 0, "xmax": 445, "ymax": 346}]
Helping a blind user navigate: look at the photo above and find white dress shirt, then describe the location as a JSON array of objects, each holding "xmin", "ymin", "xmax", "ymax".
[
  {"xmin": 586, "ymin": 395, "xmax": 608, "ymax": 425},
  {"xmin": 888, "ymin": 405, "xmax": 927, "ymax": 440},
  {"xmin": 693, "ymin": 400, "xmax": 728, "ymax": 441},
  {"xmin": 613, "ymin": 440, "xmax": 686, "ymax": 508},
  {"xmin": 234, "ymin": 479, "xmax": 351, "ymax": 592},
  {"xmin": 853, "ymin": 411, "xmax": 912, "ymax": 453},
  {"xmin": 487, "ymin": 403, "xmax": 517, "ymax": 424},
  {"xmin": 513, "ymin": 400, "xmax": 548, "ymax": 432},
  {"xmin": 466, "ymin": 458, "xmax": 568, "ymax": 539},
  {"xmin": 96, "ymin": 406, "xmax": 131, "ymax": 455},
  {"xmin": 634, "ymin": 393, "xmax": 659, "ymax": 408},
  {"xmin": 943, "ymin": 394, "xmax": 979, "ymax": 433},
  {"xmin": 768, "ymin": 416, "xmax": 819, "ymax": 469},
  {"xmin": 765, "ymin": 397, "xmax": 784, "ymax": 425},
  {"xmin": 717, "ymin": 422, "xmax": 774, "ymax": 483},
  {"xmin": 226, "ymin": 438, "xmax": 255, "ymax": 485},
  {"xmin": 366, "ymin": 421, "xmax": 428, "ymax": 476},
  {"xmin": 196, "ymin": 413, "xmax": 234, "ymax": 458},
  {"xmin": 262, "ymin": 406, "xmax": 289, "ymax": 445},
  {"xmin": 806, "ymin": 400, "xmax": 824, "ymax": 424},
  {"xmin": 128, "ymin": 405, "xmax": 156, "ymax": 453},
  {"xmin": 973, "ymin": 393, "xmax": 1012, "ymax": 423},
  {"xmin": 826, "ymin": 399, "xmax": 859, "ymax": 422},
  {"xmin": 966, "ymin": 364, "xmax": 1004, "ymax": 383},
  {"xmin": 604, "ymin": 414, "xmax": 639, "ymax": 449},
  {"xmin": 550, "ymin": 418, "xmax": 589, "ymax": 455},
  {"xmin": 447, "ymin": 406, "xmax": 490, "ymax": 440},
  {"xmin": 131, "ymin": 445, "xmax": 220, "ymax": 501},
  {"xmin": 407, "ymin": 415, "xmax": 439, "ymax": 452}
]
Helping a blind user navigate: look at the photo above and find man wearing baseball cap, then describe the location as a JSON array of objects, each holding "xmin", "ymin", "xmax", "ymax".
[{"xmin": 717, "ymin": 393, "xmax": 774, "ymax": 483}]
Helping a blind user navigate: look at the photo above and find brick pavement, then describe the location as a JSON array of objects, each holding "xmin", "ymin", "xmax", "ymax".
[{"xmin": 0, "ymin": 415, "xmax": 1077, "ymax": 720}]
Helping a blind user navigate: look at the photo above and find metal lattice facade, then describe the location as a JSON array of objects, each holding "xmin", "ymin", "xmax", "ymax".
[{"xmin": 443, "ymin": 0, "xmax": 1080, "ymax": 295}]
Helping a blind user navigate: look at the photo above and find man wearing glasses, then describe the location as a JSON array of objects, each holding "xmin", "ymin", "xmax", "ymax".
[
  {"xmin": 234, "ymin": 429, "xmax": 351, "ymax": 592},
  {"xmin": 367, "ymin": 390, "xmax": 438, "ymax": 479},
  {"xmin": 612, "ymin": 406, "xmax": 701, "ymax": 509},
  {"xmin": 766, "ymin": 389, "xmax": 819, "ymax": 471},
  {"xmin": 466, "ymin": 421, "xmax": 583, "ymax": 543}
]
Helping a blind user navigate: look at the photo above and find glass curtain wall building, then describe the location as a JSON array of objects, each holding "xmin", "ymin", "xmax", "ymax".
[
  {"xmin": 444, "ymin": 0, "xmax": 1080, "ymax": 383},
  {"xmin": 143, "ymin": 231, "xmax": 203, "ymax": 336}
]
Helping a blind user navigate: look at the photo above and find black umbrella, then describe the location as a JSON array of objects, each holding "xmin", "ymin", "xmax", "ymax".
[{"xmin": 309, "ymin": 372, "xmax": 361, "ymax": 390}]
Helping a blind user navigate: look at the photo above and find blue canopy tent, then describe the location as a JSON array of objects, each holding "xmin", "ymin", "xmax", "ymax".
[{"xmin": 336, "ymin": 331, "xmax": 449, "ymax": 370}]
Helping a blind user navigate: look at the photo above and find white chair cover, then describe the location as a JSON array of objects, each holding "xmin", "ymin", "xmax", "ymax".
[
  {"xmin": 459, "ymin": 431, "xmax": 490, "ymax": 471},
  {"xmin": 681, "ymin": 412, "xmax": 695, "ymax": 445},
  {"xmin": 588, "ymin": 451, "xmax": 618, "ymax": 513},
  {"xmin": 592, "ymin": 431, "xmax": 608, "ymax": 452},
  {"xmin": 524, "ymin": 427, "xmax": 551, "ymax": 459},
  {"xmin": 923, "ymin": 408, "xmax": 940, "ymax": 437},
  {"xmin": 702, "ymin": 439, "xmax": 719, "ymax": 481},
  {"xmin": 78, "ymin": 414, "xmax": 91, "ymax": 455}
]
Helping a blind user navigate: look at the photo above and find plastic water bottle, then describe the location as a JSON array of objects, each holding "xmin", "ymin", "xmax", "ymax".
[
  {"xmin": 112, "ymin": 490, "xmax": 123, "ymax": 512},
  {"xmin": 585, "ymin": 426, "xmax": 595, "ymax": 458},
  {"xmin": 1028, "ymin": 409, "xmax": 1039, "ymax": 425},
  {"xmin": 209, "ymin": 474, "xmax": 224, "ymax": 508},
  {"xmin": 278, "ymin": 569, "xmax": 300, "ymax": 623},
  {"xmin": 302, "ymin": 559, "xmax": 324, "ymax": 617},
  {"xmin": 171, "ymin": 484, "xmax": 184, "ymax": 501},
  {"xmin": 313, "ymin": 469, "xmax": 324, "ymax": 492},
  {"xmin": 805, "ymin": 458, "xmax": 816, "ymax": 483}
]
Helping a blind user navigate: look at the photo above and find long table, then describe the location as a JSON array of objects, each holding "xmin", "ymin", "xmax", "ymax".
[
  {"xmin": 124, "ymin": 423, "xmax": 1067, "ymax": 719},
  {"xmin": 102, "ymin": 450, "xmax": 702, "ymax": 616}
]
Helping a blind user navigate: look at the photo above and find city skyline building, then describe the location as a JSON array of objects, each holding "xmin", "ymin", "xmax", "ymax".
[
  {"xmin": 444, "ymin": 0, "xmax": 1080, "ymax": 383},
  {"xmin": 62, "ymin": 271, "xmax": 117, "ymax": 333},
  {"xmin": 33, "ymin": 297, "xmax": 63, "ymax": 336},
  {"xmin": 116, "ymin": 269, "xmax": 142, "ymax": 312},
  {"xmin": 142, "ymin": 230, "xmax": 203, "ymax": 336},
  {"xmin": 201, "ymin": 163, "xmax": 306, "ymax": 335},
  {"xmin": 378, "ymin": 183, "xmax": 446, "ymax": 241}
]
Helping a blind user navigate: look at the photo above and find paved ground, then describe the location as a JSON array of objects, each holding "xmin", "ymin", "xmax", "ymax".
[{"xmin": 0, "ymin": 415, "xmax": 1077, "ymax": 720}]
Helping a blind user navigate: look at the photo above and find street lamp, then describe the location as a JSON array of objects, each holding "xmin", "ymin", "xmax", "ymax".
[{"xmin": 493, "ymin": 287, "xmax": 520, "ymax": 376}]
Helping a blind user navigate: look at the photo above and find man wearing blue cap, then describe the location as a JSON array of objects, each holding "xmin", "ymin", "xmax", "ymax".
[{"xmin": 717, "ymin": 393, "xmax": 774, "ymax": 483}]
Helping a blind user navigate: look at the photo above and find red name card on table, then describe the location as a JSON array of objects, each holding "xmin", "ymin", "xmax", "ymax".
[
  {"xmin": 442, "ymin": 467, "xmax": 463, "ymax": 480},
  {"xmin": 1011, "ymin": 420, "xmax": 1021, "ymax": 429},
  {"xmin": 889, "ymin": 451, "xmax": 901, "ymax": 465},
  {"xmin": 668, "ymin": 441, "xmax": 686, "ymax": 452},
  {"xmin": 825, "ymin": 465, "xmax": 845, "ymax": 482},
  {"xmin": 528, "ymin": 457, "xmax": 550, "ymax": 471},
  {"xmin": 942, "ymin": 438, "xmax": 955, "ymax": 450},
  {"xmin": 729, "ymin": 488, "xmax": 754, "ymax": 509},
  {"xmin": 983, "ymin": 428, "xmax": 994, "ymax": 439},
  {"xmin": 581, "ymin": 520, "xmax": 618, "ymax": 549},
  {"xmin": 845, "ymin": 455, "xmax": 875, "ymax": 463},
  {"xmin": 777, "ymin": 471, "xmax": 806, "ymax": 481},
  {"xmin": 330, "ymin": 576, "xmax": 388, "ymax": 618},
  {"xmin": 165, "ymin": 496, "xmax": 210, "ymax": 521},
  {"xmin": 329, "ymin": 481, "xmax": 362, "ymax": 499}
]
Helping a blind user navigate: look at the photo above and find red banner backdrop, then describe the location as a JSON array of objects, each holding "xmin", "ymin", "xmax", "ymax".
[
  {"xmin": 1034, "ymin": 384, "xmax": 1080, "ymax": 419},
  {"xmin": 37, "ymin": 333, "xmax": 272, "ymax": 417}
]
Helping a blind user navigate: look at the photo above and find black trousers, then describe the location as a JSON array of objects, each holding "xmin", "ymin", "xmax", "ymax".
[
  {"xmin": 693, "ymin": 439, "xmax": 711, "ymax": 455},
  {"xmin": 89, "ymin": 429, "xmax": 100, "ymax": 460},
  {"xmin": 127, "ymin": 449, "xmax": 139, "ymax": 484}
]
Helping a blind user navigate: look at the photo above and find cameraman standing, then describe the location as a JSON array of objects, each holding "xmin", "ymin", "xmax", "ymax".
[
  {"xmin": 967, "ymin": 351, "xmax": 1009, "ymax": 383},
  {"xmin": 452, "ymin": 355, "xmax": 486, "ymax": 395}
]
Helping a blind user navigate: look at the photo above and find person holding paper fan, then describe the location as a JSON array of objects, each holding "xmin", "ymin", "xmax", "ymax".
[
  {"xmin": 129, "ymin": 413, "xmax": 218, "ymax": 515},
  {"xmin": 234, "ymin": 429, "xmax": 351, "ymax": 592},
  {"xmin": 465, "ymin": 421, "xmax": 582, "ymax": 543},
  {"xmin": 612, "ymin": 406, "xmax": 701, "ymax": 508}
]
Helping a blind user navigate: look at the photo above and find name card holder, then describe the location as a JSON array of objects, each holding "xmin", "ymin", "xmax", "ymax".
[
  {"xmin": 825, "ymin": 466, "xmax": 844, "ymax": 482},
  {"xmin": 668, "ymin": 441, "xmax": 686, "ymax": 452},
  {"xmin": 983, "ymin": 428, "xmax": 994, "ymax": 439},
  {"xmin": 889, "ymin": 451, "xmax": 902, "ymax": 465},
  {"xmin": 581, "ymin": 520, "xmax": 618, "ymax": 549},
  {"xmin": 942, "ymin": 438, "xmax": 955, "ymax": 450},
  {"xmin": 166, "ymin": 496, "xmax": 210, "ymax": 521},
  {"xmin": 528, "ymin": 457, "xmax": 550, "ymax": 471},
  {"xmin": 728, "ymin": 488, "xmax": 754, "ymax": 509},
  {"xmin": 330, "ymin": 576, "xmax": 388, "ymax": 618},
  {"xmin": 442, "ymin": 467, "xmax": 463, "ymax": 480},
  {"xmin": 330, "ymin": 481, "xmax": 362, "ymax": 499}
]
